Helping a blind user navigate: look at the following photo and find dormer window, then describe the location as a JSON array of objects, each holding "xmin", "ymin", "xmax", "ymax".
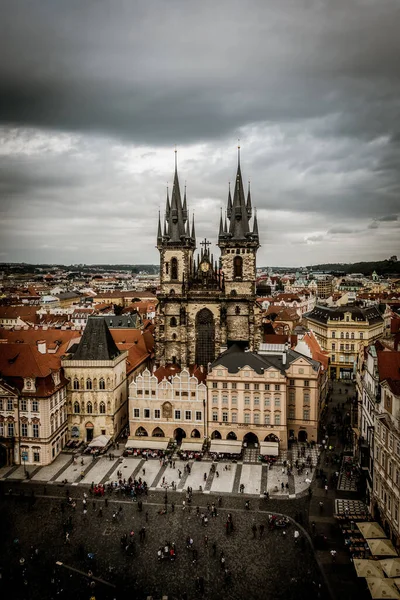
[{"xmin": 23, "ymin": 378, "xmax": 36, "ymax": 393}]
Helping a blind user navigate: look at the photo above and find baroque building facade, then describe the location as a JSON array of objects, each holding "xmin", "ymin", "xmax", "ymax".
[{"xmin": 207, "ymin": 343, "xmax": 321, "ymax": 449}]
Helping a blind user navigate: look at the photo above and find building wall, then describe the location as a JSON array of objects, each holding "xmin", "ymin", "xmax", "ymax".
[
  {"xmin": 206, "ymin": 355, "xmax": 320, "ymax": 448},
  {"xmin": 129, "ymin": 368, "xmax": 207, "ymax": 439},
  {"xmin": 306, "ymin": 311, "xmax": 384, "ymax": 380},
  {"xmin": 63, "ymin": 352, "xmax": 129, "ymax": 442},
  {"xmin": 0, "ymin": 380, "xmax": 69, "ymax": 466},
  {"xmin": 373, "ymin": 392, "xmax": 400, "ymax": 550}
]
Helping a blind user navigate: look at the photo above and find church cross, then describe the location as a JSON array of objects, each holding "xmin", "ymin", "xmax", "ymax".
[{"xmin": 200, "ymin": 238, "xmax": 211, "ymax": 252}]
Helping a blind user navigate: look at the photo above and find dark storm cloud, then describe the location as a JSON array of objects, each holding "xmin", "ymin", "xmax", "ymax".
[
  {"xmin": 1, "ymin": 0, "xmax": 400, "ymax": 264},
  {"xmin": 1, "ymin": 0, "xmax": 400, "ymax": 145}
]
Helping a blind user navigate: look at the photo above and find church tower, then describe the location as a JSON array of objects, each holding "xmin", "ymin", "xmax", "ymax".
[
  {"xmin": 218, "ymin": 146, "xmax": 261, "ymax": 350},
  {"xmin": 155, "ymin": 152, "xmax": 197, "ymax": 366},
  {"xmin": 155, "ymin": 149, "xmax": 261, "ymax": 368}
]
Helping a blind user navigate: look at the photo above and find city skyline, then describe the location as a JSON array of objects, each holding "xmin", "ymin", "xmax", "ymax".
[{"xmin": 1, "ymin": 1, "xmax": 399, "ymax": 266}]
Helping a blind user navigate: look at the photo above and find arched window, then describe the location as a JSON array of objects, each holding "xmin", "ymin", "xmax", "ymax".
[
  {"xmin": 340, "ymin": 332, "xmax": 344, "ymax": 339},
  {"xmin": 195, "ymin": 308, "xmax": 215, "ymax": 367},
  {"xmin": 87, "ymin": 402, "xmax": 93, "ymax": 414},
  {"xmin": 99, "ymin": 378, "xmax": 105, "ymax": 390},
  {"xmin": 233, "ymin": 255, "xmax": 243, "ymax": 278},
  {"xmin": 170, "ymin": 317, "xmax": 177, "ymax": 327},
  {"xmin": 171, "ymin": 257, "xmax": 178, "ymax": 280},
  {"xmin": 351, "ymin": 332, "xmax": 354, "ymax": 340},
  {"xmin": 345, "ymin": 332, "xmax": 349, "ymax": 339},
  {"xmin": 73, "ymin": 378, "xmax": 79, "ymax": 390},
  {"xmin": 99, "ymin": 401, "xmax": 106, "ymax": 414},
  {"xmin": 235, "ymin": 305, "xmax": 241, "ymax": 315},
  {"xmin": 86, "ymin": 379, "xmax": 92, "ymax": 390},
  {"xmin": 74, "ymin": 402, "xmax": 80, "ymax": 414}
]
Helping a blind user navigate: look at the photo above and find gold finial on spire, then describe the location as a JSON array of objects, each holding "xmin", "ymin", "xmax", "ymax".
[
  {"xmin": 238, "ymin": 139, "xmax": 241, "ymax": 166},
  {"xmin": 174, "ymin": 145, "xmax": 177, "ymax": 171}
]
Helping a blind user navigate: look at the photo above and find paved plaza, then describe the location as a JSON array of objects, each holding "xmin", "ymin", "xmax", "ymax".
[
  {"xmin": 0, "ymin": 484, "xmax": 323, "ymax": 600},
  {"xmin": 0, "ymin": 442, "xmax": 320, "ymax": 500},
  {"xmin": 0, "ymin": 381, "xmax": 373, "ymax": 600}
]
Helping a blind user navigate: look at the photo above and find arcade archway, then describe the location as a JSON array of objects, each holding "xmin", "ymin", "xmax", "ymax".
[
  {"xmin": 298, "ymin": 430, "xmax": 308, "ymax": 443},
  {"xmin": 152, "ymin": 427, "xmax": 165, "ymax": 438},
  {"xmin": 174, "ymin": 428, "xmax": 186, "ymax": 443},
  {"xmin": 190, "ymin": 429, "xmax": 201, "ymax": 438},
  {"xmin": 211, "ymin": 430, "xmax": 222, "ymax": 440},
  {"xmin": 264, "ymin": 433, "xmax": 279, "ymax": 443},
  {"xmin": 243, "ymin": 432, "xmax": 259, "ymax": 446},
  {"xmin": 135, "ymin": 426, "xmax": 148, "ymax": 437},
  {"xmin": 227, "ymin": 431, "xmax": 237, "ymax": 440}
]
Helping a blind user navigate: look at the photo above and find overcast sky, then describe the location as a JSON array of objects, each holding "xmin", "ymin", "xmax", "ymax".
[{"xmin": 1, "ymin": 0, "xmax": 399, "ymax": 267}]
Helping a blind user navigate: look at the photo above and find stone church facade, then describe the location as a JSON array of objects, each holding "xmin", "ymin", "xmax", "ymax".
[{"xmin": 154, "ymin": 151, "xmax": 262, "ymax": 369}]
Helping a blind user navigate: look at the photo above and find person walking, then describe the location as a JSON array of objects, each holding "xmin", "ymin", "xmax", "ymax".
[
  {"xmin": 330, "ymin": 549, "xmax": 337, "ymax": 563},
  {"xmin": 259, "ymin": 523, "xmax": 265, "ymax": 538},
  {"xmin": 252, "ymin": 523, "xmax": 257, "ymax": 538}
]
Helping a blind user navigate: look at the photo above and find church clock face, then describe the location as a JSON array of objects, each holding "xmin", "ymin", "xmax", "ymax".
[{"xmin": 200, "ymin": 261, "xmax": 210, "ymax": 273}]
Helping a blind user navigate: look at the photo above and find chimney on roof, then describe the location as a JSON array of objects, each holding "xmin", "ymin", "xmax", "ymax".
[{"xmin": 37, "ymin": 340, "xmax": 46, "ymax": 354}]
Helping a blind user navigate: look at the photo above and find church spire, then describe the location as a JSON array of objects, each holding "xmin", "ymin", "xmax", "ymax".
[
  {"xmin": 252, "ymin": 208, "xmax": 259, "ymax": 238},
  {"xmin": 219, "ymin": 209, "xmax": 224, "ymax": 236},
  {"xmin": 246, "ymin": 180, "xmax": 252, "ymax": 218},
  {"xmin": 165, "ymin": 186, "xmax": 170, "ymax": 219},
  {"xmin": 191, "ymin": 212, "xmax": 196, "ymax": 242},
  {"xmin": 157, "ymin": 211, "xmax": 162, "ymax": 246},
  {"xmin": 183, "ymin": 182, "xmax": 188, "ymax": 222},
  {"xmin": 227, "ymin": 182, "xmax": 232, "ymax": 219},
  {"xmin": 227, "ymin": 145, "xmax": 250, "ymax": 240}
]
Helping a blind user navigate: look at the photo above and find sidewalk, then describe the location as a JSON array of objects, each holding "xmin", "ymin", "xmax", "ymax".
[{"xmin": 308, "ymin": 381, "xmax": 370, "ymax": 600}]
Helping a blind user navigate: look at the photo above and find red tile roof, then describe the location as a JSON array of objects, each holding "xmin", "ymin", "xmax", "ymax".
[{"xmin": 377, "ymin": 350, "xmax": 400, "ymax": 395}]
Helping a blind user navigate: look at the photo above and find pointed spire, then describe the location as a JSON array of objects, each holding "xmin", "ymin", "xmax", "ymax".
[
  {"xmin": 165, "ymin": 185, "xmax": 170, "ymax": 219},
  {"xmin": 224, "ymin": 213, "xmax": 228, "ymax": 234},
  {"xmin": 252, "ymin": 208, "xmax": 259, "ymax": 238},
  {"xmin": 228, "ymin": 145, "xmax": 250, "ymax": 240},
  {"xmin": 185, "ymin": 216, "xmax": 191, "ymax": 238},
  {"xmin": 183, "ymin": 181, "xmax": 188, "ymax": 222},
  {"xmin": 246, "ymin": 180, "xmax": 252, "ymax": 218},
  {"xmin": 219, "ymin": 209, "xmax": 224, "ymax": 236},
  {"xmin": 191, "ymin": 212, "xmax": 196, "ymax": 241},
  {"xmin": 227, "ymin": 182, "xmax": 232, "ymax": 219},
  {"xmin": 157, "ymin": 211, "xmax": 162, "ymax": 245}
]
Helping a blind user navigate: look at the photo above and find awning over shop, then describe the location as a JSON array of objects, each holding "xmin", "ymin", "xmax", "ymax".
[
  {"xmin": 380, "ymin": 559, "xmax": 400, "ymax": 578},
  {"xmin": 125, "ymin": 438, "xmax": 169, "ymax": 450},
  {"xmin": 260, "ymin": 441, "xmax": 279, "ymax": 456},
  {"xmin": 88, "ymin": 435, "xmax": 111, "ymax": 448},
  {"xmin": 367, "ymin": 538, "xmax": 398, "ymax": 557},
  {"xmin": 180, "ymin": 441, "xmax": 204, "ymax": 452},
  {"xmin": 353, "ymin": 559, "xmax": 384, "ymax": 578},
  {"xmin": 357, "ymin": 522, "xmax": 386, "ymax": 539},
  {"xmin": 210, "ymin": 440, "xmax": 243, "ymax": 454},
  {"xmin": 366, "ymin": 577, "xmax": 400, "ymax": 599}
]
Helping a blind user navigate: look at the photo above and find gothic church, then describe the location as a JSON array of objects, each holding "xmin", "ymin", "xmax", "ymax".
[{"xmin": 155, "ymin": 151, "xmax": 262, "ymax": 367}]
